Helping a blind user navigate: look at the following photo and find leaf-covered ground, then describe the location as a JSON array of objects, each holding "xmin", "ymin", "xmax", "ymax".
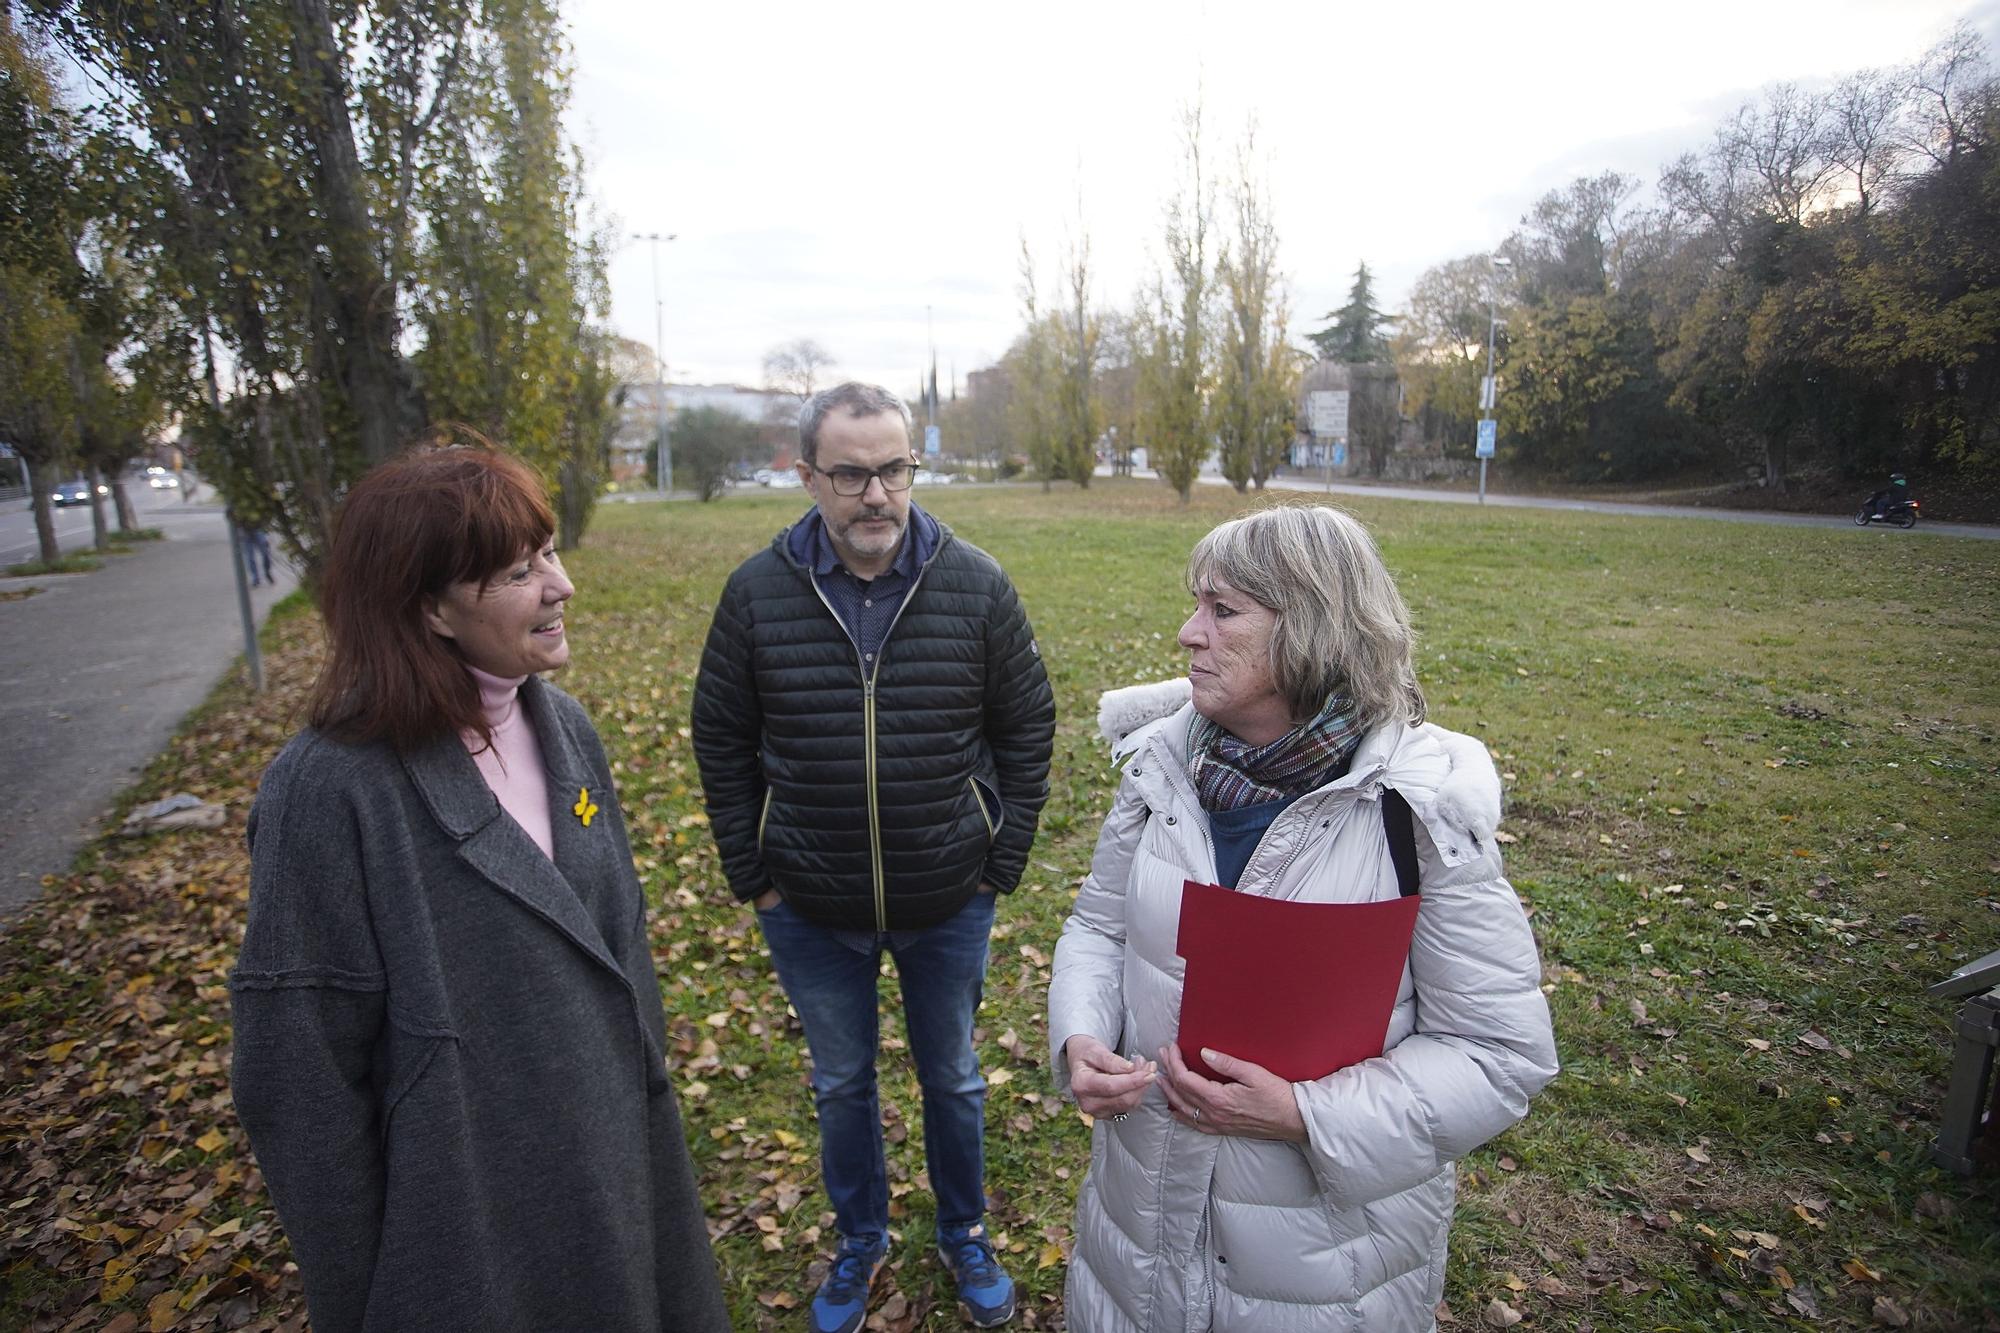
[{"xmin": 3, "ymin": 480, "xmax": 1997, "ymax": 1331}]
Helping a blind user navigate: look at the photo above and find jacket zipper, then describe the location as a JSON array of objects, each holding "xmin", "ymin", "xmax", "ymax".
[
  {"xmin": 1142, "ymin": 731, "xmax": 1219, "ymax": 878},
  {"xmin": 756, "ymin": 789, "xmax": 773, "ymax": 851},
  {"xmin": 968, "ymin": 778, "xmax": 995, "ymax": 841},
  {"xmin": 803, "ymin": 553, "xmax": 934, "ymax": 933}
]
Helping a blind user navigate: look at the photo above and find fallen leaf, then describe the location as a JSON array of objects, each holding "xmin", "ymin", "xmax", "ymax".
[
  {"xmin": 1482, "ymin": 1297, "xmax": 1523, "ymax": 1328},
  {"xmin": 147, "ymin": 1288, "xmax": 181, "ymax": 1332},
  {"xmin": 1685, "ymin": 1145, "xmax": 1712, "ymax": 1165},
  {"xmin": 1844, "ymin": 1257, "xmax": 1883, "ymax": 1282},
  {"xmin": 1872, "ymin": 1295, "xmax": 1910, "ymax": 1326}
]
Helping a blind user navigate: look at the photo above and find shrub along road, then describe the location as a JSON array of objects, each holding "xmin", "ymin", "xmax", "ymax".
[{"xmin": 1, "ymin": 480, "xmax": 1995, "ymax": 1331}]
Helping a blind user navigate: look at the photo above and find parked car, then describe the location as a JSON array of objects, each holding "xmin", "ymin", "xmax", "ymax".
[{"xmin": 53, "ymin": 478, "xmax": 107, "ymax": 507}]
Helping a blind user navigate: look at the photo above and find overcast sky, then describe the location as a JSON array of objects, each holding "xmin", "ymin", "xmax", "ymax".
[{"xmin": 569, "ymin": 0, "xmax": 2000, "ymax": 395}]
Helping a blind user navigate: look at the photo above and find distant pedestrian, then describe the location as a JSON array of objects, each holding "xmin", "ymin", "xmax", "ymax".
[
  {"xmin": 230, "ymin": 444, "xmax": 729, "ymax": 1333},
  {"xmin": 240, "ymin": 525, "xmax": 274, "ymax": 586}
]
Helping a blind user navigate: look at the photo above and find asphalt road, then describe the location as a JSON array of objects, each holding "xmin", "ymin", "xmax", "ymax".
[
  {"xmin": 1197, "ymin": 471, "xmax": 2000, "ymax": 539},
  {"xmin": 0, "ymin": 484, "xmax": 295, "ymax": 922}
]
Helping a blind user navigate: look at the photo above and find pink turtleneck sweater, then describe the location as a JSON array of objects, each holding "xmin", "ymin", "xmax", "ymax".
[{"xmin": 464, "ymin": 666, "xmax": 554, "ymax": 860}]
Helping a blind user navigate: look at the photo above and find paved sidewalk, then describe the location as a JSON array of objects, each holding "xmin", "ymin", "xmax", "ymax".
[{"xmin": 0, "ymin": 502, "xmax": 295, "ymax": 923}]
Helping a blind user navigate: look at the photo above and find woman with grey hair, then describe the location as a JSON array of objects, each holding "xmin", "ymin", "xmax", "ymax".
[{"xmin": 1048, "ymin": 504, "xmax": 1557, "ymax": 1333}]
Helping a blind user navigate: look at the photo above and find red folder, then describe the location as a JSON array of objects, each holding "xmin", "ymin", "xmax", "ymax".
[{"xmin": 1175, "ymin": 879, "xmax": 1420, "ymax": 1083}]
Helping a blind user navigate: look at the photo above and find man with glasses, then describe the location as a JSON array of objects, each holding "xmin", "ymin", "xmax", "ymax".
[{"xmin": 693, "ymin": 382, "xmax": 1054, "ymax": 1330}]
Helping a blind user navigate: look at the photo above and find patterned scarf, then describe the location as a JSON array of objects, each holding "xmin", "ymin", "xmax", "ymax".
[{"xmin": 1189, "ymin": 692, "xmax": 1364, "ymax": 812}]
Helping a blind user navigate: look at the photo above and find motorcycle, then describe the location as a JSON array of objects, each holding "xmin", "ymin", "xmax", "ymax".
[{"xmin": 1854, "ymin": 497, "xmax": 1919, "ymax": 528}]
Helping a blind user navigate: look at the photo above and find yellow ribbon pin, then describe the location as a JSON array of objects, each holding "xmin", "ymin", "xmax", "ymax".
[{"xmin": 573, "ymin": 786, "xmax": 598, "ymax": 828}]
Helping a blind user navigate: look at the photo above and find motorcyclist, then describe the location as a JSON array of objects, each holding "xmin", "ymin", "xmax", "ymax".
[{"xmin": 1865, "ymin": 473, "xmax": 1909, "ymax": 519}]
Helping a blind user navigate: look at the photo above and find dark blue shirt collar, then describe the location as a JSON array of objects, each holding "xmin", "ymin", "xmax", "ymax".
[{"xmin": 791, "ymin": 502, "xmax": 938, "ymax": 579}]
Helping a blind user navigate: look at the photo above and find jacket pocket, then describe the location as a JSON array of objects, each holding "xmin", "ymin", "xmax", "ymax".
[
  {"xmin": 968, "ymin": 776, "xmax": 1003, "ymax": 844},
  {"xmin": 756, "ymin": 789, "xmax": 774, "ymax": 852},
  {"xmin": 379, "ymin": 1017, "xmax": 453, "ymax": 1134}
]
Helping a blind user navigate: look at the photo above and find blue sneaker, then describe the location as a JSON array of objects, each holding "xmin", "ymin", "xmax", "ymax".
[
  {"xmin": 810, "ymin": 1236, "xmax": 886, "ymax": 1333},
  {"xmin": 937, "ymin": 1226, "xmax": 1016, "ymax": 1327}
]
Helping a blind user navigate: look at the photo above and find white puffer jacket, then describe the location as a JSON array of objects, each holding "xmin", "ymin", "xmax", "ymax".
[{"xmin": 1048, "ymin": 685, "xmax": 1558, "ymax": 1333}]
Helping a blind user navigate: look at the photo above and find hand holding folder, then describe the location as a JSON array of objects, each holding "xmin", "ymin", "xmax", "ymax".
[{"xmin": 1175, "ymin": 878, "xmax": 1419, "ymax": 1083}]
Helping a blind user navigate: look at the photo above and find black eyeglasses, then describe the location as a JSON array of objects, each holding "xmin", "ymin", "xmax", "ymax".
[{"xmin": 811, "ymin": 460, "xmax": 921, "ymax": 496}]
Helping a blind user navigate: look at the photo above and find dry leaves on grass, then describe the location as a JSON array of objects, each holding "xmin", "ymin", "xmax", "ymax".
[{"xmin": 0, "ymin": 618, "xmax": 325, "ymax": 1331}]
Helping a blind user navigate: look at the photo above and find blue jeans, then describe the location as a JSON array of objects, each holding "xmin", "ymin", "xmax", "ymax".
[{"xmin": 756, "ymin": 891, "xmax": 996, "ymax": 1247}]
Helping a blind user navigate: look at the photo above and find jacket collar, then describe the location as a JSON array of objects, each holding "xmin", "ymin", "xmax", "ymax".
[
  {"xmin": 778, "ymin": 501, "xmax": 945, "ymax": 574},
  {"xmin": 397, "ymin": 675, "xmax": 623, "ymax": 979}
]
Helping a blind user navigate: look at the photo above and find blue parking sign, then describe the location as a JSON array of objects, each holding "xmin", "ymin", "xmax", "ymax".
[{"xmin": 1476, "ymin": 419, "xmax": 1497, "ymax": 459}]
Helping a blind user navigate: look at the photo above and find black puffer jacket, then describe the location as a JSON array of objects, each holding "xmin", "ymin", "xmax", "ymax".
[{"xmin": 691, "ymin": 517, "xmax": 1055, "ymax": 931}]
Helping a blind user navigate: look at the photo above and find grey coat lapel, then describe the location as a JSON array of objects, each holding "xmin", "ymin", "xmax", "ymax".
[{"xmin": 399, "ymin": 688, "xmax": 623, "ymax": 980}]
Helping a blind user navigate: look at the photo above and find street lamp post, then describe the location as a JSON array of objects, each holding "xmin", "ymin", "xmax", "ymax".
[
  {"xmin": 634, "ymin": 231, "xmax": 677, "ymax": 495},
  {"xmin": 1478, "ymin": 255, "xmax": 1512, "ymax": 505}
]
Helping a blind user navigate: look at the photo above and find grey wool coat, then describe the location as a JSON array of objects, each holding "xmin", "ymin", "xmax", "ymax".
[{"xmin": 229, "ymin": 675, "xmax": 730, "ymax": 1333}]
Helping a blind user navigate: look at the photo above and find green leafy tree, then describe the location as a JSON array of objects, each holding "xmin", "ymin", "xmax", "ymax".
[
  {"xmin": 1051, "ymin": 226, "xmax": 1102, "ymax": 488},
  {"xmin": 412, "ymin": 0, "xmax": 610, "ymax": 547},
  {"xmin": 0, "ymin": 263, "xmax": 81, "ymax": 563},
  {"xmin": 1307, "ymin": 262, "xmax": 1389, "ymax": 364},
  {"xmin": 0, "ymin": 10, "xmax": 87, "ymax": 561},
  {"xmin": 1141, "ymin": 101, "xmax": 1216, "ymax": 504},
  {"xmin": 1392, "ymin": 255, "xmax": 1494, "ymax": 457},
  {"xmin": 1011, "ymin": 237, "xmax": 1061, "ymax": 487},
  {"xmin": 30, "ymin": 0, "xmax": 610, "ymax": 571},
  {"xmin": 1214, "ymin": 134, "xmax": 1296, "ymax": 492},
  {"xmin": 671, "ymin": 405, "xmax": 760, "ymax": 502}
]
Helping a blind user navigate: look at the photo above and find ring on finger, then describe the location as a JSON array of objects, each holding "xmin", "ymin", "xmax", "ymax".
[{"xmin": 1190, "ymin": 1107, "xmax": 1201, "ymax": 1122}]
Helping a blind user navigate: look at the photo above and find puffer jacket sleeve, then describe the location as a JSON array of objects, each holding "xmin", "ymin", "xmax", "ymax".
[
  {"xmin": 1292, "ymin": 838, "xmax": 1557, "ymax": 1207},
  {"xmin": 229, "ymin": 741, "xmax": 388, "ymax": 1333},
  {"xmin": 691, "ymin": 567, "xmax": 772, "ymax": 902},
  {"xmin": 1047, "ymin": 773, "xmax": 1150, "ymax": 1095},
  {"xmin": 978, "ymin": 574, "xmax": 1055, "ymax": 893}
]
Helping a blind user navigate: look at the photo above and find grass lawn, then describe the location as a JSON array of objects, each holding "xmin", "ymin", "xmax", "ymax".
[{"xmin": 2, "ymin": 478, "xmax": 1996, "ymax": 1331}]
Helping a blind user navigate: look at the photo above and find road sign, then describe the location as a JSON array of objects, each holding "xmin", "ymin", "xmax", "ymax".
[
  {"xmin": 1476, "ymin": 419, "xmax": 1497, "ymax": 459},
  {"xmin": 924, "ymin": 424, "xmax": 941, "ymax": 457},
  {"xmin": 1332, "ymin": 441, "xmax": 1348, "ymax": 468},
  {"xmin": 1308, "ymin": 390, "xmax": 1349, "ymax": 439},
  {"xmin": 1479, "ymin": 375, "xmax": 1496, "ymax": 412}
]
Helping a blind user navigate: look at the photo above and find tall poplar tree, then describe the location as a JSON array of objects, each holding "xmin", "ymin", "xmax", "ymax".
[
  {"xmin": 1214, "ymin": 134, "xmax": 1297, "ymax": 492},
  {"xmin": 1141, "ymin": 101, "xmax": 1216, "ymax": 504}
]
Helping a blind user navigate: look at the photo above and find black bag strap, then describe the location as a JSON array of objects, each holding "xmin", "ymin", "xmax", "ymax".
[{"xmin": 1382, "ymin": 788, "xmax": 1420, "ymax": 898}]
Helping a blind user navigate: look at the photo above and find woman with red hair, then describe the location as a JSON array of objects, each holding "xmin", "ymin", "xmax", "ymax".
[{"xmin": 229, "ymin": 445, "xmax": 729, "ymax": 1332}]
